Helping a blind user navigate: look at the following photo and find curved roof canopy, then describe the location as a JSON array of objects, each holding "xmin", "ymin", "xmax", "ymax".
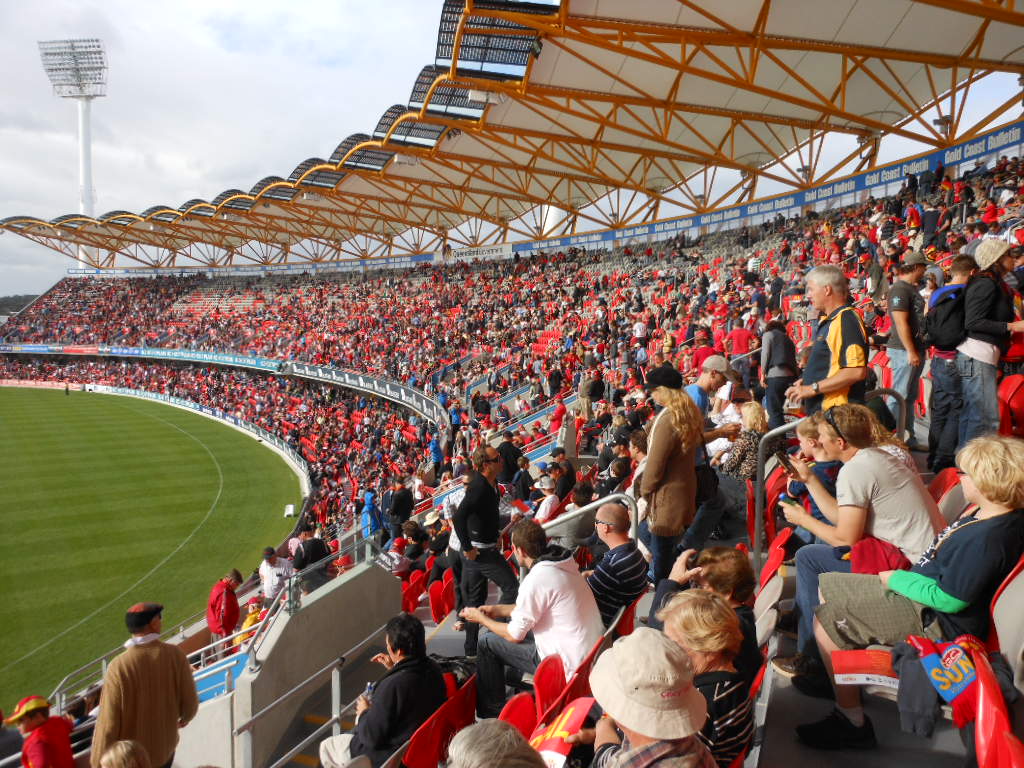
[{"xmin": 4, "ymin": 0, "xmax": 1024, "ymax": 268}]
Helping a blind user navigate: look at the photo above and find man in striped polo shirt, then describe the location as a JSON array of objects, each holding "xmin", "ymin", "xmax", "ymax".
[{"xmin": 584, "ymin": 502, "xmax": 648, "ymax": 626}]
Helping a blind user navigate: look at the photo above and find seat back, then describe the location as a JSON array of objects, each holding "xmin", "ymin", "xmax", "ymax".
[
  {"xmin": 928, "ymin": 466, "xmax": 961, "ymax": 504},
  {"xmin": 755, "ymin": 607, "xmax": 778, "ymax": 648},
  {"xmin": 1003, "ymin": 731, "xmax": 1024, "ymax": 768},
  {"xmin": 428, "ymin": 580, "xmax": 446, "ymax": 624},
  {"xmin": 442, "ymin": 567, "xmax": 455, "ymax": 586},
  {"xmin": 975, "ymin": 652, "xmax": 1012, "ymax": 768},
  {"xmin": 754, "ymin": 573, "xmax": 784, "ymax": 621},
  {"xmin": 499, "ymin": 691, "xmax": 537, "ymax": 739},
  {"xmin": 937, "ymin": 485, "xmax": 968, "ymax": 524},
  {"xmin": 997, "ymin": 374, "xmax": 1024, "ymax": 437},
  {"xmin": 441, "ymin": 578, "xmax": 456, "ymax": 617},
  {"xmin": 615, "ymin": 594, "xmax": 644, "ymax": 637},
  {"xmin": 990, "ymin": 555, "xmax": 1024, "ymax": 694},
  {"xmin": 533, "ymin": 654, "xmax": 567, "ymax": 721}
]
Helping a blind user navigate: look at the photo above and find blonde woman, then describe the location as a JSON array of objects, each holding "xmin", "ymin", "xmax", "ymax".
[
  {"xmin": 796, "ymin": 434, "xmax": 1024, "ymax": 750},
  {"xmin": 639, "ymin": 365, "xmax": 703, "ymax": 581},
  {"xmin": 713, "ymin": 401, "xmax": 783, "ymax": 480},
  {"xmin": 100, "ymin": 741, "xmax": 151, "ymax": 768},
  {"xmin": 858, "ymin": 403, "xmax": 915, "ymax": 470},
  {"xmin": 658, "ymin": 590, "xmax": 754, "ymax": 767}
]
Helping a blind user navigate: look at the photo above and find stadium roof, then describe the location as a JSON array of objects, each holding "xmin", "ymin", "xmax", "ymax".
[{"xmin": 4, "ymin": 0, "xmax": 1024, "ymax": 269}]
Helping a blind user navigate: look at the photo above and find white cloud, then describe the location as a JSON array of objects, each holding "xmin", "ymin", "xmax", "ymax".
[{"xmin": 0, "ymin": 0, "xmax": 442, "ymax": 293}]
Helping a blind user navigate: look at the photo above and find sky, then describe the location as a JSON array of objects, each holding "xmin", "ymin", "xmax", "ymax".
[
  {"xmin": 0, "ymin": 3, "xmax": 1019, "ymax": 295},
  {"xmin": 0, "ymin": 0, "xmax": 443, "ymax": 294}
]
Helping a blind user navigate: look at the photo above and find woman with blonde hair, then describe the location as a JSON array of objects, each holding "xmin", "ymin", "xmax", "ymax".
[
  {"xmin": 658, "ymin": 590, "xmax": 753, "ymax": 767},
  {"xmin": 796, "ymin": 434, "xmax": 1024, "ymax": 750},
  {"xmin": 99, "ymin": 741, "xmax": 151, "ymax": 768},
  {"xmin": 639, "ymin": 365, "xmax": 703, "ymax": 581}
]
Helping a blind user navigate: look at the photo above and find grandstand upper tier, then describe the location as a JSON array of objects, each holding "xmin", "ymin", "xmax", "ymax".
[{"xmin": 2, "ymin": 0, "xmax": 1024, "ymax": 271}]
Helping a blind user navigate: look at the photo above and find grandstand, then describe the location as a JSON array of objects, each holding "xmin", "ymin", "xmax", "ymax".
[{"xmin": 3, "ymin": 1, "xmax": 1024, "ymax": 767}]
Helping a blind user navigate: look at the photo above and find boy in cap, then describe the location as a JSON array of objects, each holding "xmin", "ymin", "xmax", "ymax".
[
  {"xmin": 90, "ymin": 603, "xmax": 198, "ymax": 768},
  {"xmin": 590, "ymin": 628, "xmax": 715, "ymax": 768},
  {"xmin": 4, "ymin": 696, "xmax": 74, "ymax": 768}
]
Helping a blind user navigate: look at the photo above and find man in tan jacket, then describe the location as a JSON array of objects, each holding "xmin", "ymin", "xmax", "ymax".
[{"xmin": 91, "ymin": 603, "xmax": 199, "ymax": 768}]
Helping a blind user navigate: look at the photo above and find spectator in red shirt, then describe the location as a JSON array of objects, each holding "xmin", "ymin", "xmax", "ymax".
[
  {"xmin": 4, "ymin": 696, "xmax": 74, "ymax": 768},
  {"xmin": 724, "ymin": 325, "xmax": 757, "ymax": 389},
  {"xmin": 206, "ymin": 569, "xmax": 243, "ymax": 657}
]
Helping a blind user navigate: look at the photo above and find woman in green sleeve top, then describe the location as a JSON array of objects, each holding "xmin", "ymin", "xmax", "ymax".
[{"xmin": 790, "ymin": 433, "xmax": 1024, "ymax": 751}]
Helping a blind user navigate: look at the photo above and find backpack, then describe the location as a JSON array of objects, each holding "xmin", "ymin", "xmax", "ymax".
[{"xmin": 923, "ymin": 284, "xmax": 967, "ymax": 351}]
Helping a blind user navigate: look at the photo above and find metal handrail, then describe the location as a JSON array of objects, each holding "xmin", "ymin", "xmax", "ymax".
[
  {"xmin": 234, "ymin": 656, "xmax": 346, "ymax": 736},
  {"xmin": 541, "ymin": 491, "xmax": 639, "ymax": 540},
  {"xmin": 753, "ymin": 419, "xmax": 805, "ymax": 567},
  {"xmin": 867, "ymin": 386, "xmax": 908, "ymax": 439}
]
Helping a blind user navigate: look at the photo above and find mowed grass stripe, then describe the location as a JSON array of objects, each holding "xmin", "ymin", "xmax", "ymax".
[{"xmin": 0, "ymin": 387, "xmax": 301, "ymax": 701}]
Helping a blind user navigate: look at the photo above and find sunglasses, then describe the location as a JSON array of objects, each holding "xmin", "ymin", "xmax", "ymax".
[
  {"xmin": 594, "ymin": 519, "xmax": 615, "ymax": 527},
  {"xmin": 824, "ymin": 407, "xmax": 848, "ymax": 443},
  {"xmin": 484, "ymin": 456, "xmax": 502, "ymax": 464}
]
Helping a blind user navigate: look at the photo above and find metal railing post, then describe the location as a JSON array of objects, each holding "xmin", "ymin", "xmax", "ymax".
[
  {"xmin": 241, "ymin": 729, "xmax": 254, "ymax": 768},
  {"xmin": 867, "ymin": 387, "xmax": 907, "ymax": 439},
  {"xmin": 225, "ymin": 668, "xmax": 234, "ymax": 694},
  {"xmin": 331, "ymin": 664, "xmax": 342, "ymax": 738},
  {"xmin": 753, "ymin": 419, "xmax": 804, "ymax": 568}
]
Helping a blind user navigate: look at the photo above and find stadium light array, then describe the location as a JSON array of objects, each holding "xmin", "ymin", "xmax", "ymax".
[
  {"xmin": 38, "ymin": 38, "xmax": 107, "ymax": 98},
  {"xmin": 38, "ymin": 38, "xmax": 108, "ymax": 267}
]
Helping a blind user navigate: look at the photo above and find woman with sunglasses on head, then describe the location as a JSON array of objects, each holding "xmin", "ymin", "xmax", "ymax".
[
  {"xmin": 770, "ymin": 403, "xmax": 946, "ymax": 692},
  {"xmin": 795, "ymin": 434, "xmax": 1024, "ymax": 750}
]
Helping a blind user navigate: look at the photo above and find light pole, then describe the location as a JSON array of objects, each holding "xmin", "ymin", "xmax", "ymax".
[{"xmin": 38, "ymin": 38, "xmax": 107, "ymax": 267}]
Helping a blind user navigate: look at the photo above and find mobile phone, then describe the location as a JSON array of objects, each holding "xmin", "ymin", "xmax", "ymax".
[
  {"xmin": 778, "ymin": 492, "xmax": 798, "ymax": 506},
  {"xmin": 774, "ymin": 449, "xmax": 797, "ymax": 474}
]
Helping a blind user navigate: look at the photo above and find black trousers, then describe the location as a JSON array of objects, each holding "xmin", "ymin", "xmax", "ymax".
[{"xmin": 460, "ymin": 548, "xmax": 519, "ymax": 655}]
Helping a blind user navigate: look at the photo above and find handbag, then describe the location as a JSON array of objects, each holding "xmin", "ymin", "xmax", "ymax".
[{"xmin": 694, "ymin": 441, "xmax": 719, "ymax": 505}]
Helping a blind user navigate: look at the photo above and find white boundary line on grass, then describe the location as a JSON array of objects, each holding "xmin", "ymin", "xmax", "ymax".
[{"xmin": 0, "ymin": 395, "xmax": 226, "ymax": 672}]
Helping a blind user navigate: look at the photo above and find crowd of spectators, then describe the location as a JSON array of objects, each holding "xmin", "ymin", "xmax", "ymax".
[{"xmin": 5, "ymin": 152, "xmax": 1024, "ymax": 767}]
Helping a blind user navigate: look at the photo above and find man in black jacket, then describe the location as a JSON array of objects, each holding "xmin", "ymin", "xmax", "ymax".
[
  {"xmin": 318, "ymin": 613, "xmax": 445, "ymax": 768},
  {"xmin": 455, "ymin": 445, "xmax": 519, "ymax": 655},
  {"xmin": 387, "ymin": 476, "xmax": 414, "ymax": 543},
  {"xmin": 495, "ymin": 431, "xmax": 522, "ymax": 485}
]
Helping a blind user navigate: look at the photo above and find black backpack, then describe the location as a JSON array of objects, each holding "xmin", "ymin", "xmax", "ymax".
[{"xmin": 923, "ymin": 284, "xmax": 967, "ymax": 351}]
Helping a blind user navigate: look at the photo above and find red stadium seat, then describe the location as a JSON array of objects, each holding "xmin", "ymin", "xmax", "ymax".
[
  {"xmin": 928, "ymin": 467, "xmax": 961, "ymax": 504},
  {"xmin": 441, "ymin": 578, "xmax": 456, "ymax": 617},
  {"xmin": 428, "ymin": 580, "xmax": 446, "ymax": 625},
  {"xmin": 974, "ymin": 652, "xmax": 1012, "ymax": 768},
  {"xmin": 614, "ymin": 593, "xmax": 644, "ymax": 637},
  {"xmin": 532, "ymin": 654, "xmax": 566, "ymax": 721},
  {"xmin": 498, "ymin": 692, "xmax": 537, "ymax": 739}
]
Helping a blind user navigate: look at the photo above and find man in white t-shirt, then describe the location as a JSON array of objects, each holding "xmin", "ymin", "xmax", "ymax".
[
  {"xmin": 461, "ymin": 519, "xmax": 603, "ymax": 718},
  {"xmin": 259, "ymin": 546, "xmax": 295, "ymax": 607},
  {"xmin": 772, "ymin": 404, "xmax": 944, "ymax": 687}
]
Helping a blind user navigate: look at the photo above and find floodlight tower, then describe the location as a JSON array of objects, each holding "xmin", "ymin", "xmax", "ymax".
[{"xmin": 38, "ymin": 38, "xmax": 107, "ymax": 266}]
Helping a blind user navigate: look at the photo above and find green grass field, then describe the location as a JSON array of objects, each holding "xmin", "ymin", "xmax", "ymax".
[{"xmin": 0, "ymin": 387, "xmax": 302, "ymax": 702}]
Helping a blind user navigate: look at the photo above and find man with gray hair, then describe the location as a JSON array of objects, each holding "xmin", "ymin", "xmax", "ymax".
[{"xmin": 786, "ymin": 266, "xmax": 869, "ymax": 414}]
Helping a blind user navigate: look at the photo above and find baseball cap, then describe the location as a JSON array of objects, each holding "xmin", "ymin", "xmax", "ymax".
[
  {"xmin": 262, "ymin": 546, "xmax": 277, "ymax": 559},
  {"xmin": 536, "ymin": 476, "xmax": 556, "ymax": 491},
  {"xmin": 4, "ymin": 696, "xmax": 49, "ymax": 725},
  {"xmin": 701, "ymin": 355, "xmax": 729, "ymax": 374},
  {"xmin": 125, "ymin": 602, "xmax": 163, "ymax": 632},
  {"xmin": 589, "ymin": 628, "xmax": 707, "ymax": 740},
  {"xmin": 902, "ymin": 251, "xmax": 928, "ymax": 267}
]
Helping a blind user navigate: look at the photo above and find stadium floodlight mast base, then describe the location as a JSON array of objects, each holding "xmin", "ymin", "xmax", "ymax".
[{"xmin": 38, "ymin": 38, "xmax": 107, "ymax": 268}]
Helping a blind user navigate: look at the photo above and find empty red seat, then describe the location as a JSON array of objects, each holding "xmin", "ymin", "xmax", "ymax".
[
  {"xmin": 532, "ymin": 654, "xmax": 566, "ymax": 721},
  {"xmin": 498, "ymin": 692, "xmax": 537, "ymax": 739}
]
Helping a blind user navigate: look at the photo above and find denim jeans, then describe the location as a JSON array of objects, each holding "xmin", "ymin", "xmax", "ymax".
[
  {"xmin": 731, "ymin": 356, "xmax": 753, "ymax": 390},
  {"xmin": 795, "ymin": 544, "xmax": 852, "ymax": 656},
  {"xmin": 956, "ymin": 352, "xmax": 1000, "ymax": 450},
  {"xmin": 476, "ymin": 631, "xmax": 540, "ymax": 717},
  {"xmin": 765, "ymin": 376, "xmax": 795, "ymax": 430},
  {"xmin": 638, "ymin": 519, "xmax": 681, "ymax": 583},
  {"xmin": 680, "ymin": 485, "xmax": 727, "ymax": 553},
  {"xmin": 887, "ymin": 346, "xmax": 923, "ymax": 441},
  {"xmin": 461, "ymin": 549, "xmax": 519, "ymax": 655},
  {"xmin": 927, "ymin": 357, "xmax": 962, "ymax": 472}
]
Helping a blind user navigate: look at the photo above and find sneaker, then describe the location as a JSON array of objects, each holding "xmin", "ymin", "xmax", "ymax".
[
  {"xmin": 771, "ymin": 652, "xmax": 824, "ymax": 679},
  {"xmin": 791, "ymin": 672, "xmax": 836, "ymax": 700},
  {"xmin": 796, "ymin": 709, "xmax": 877, "ymax": 750}
]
